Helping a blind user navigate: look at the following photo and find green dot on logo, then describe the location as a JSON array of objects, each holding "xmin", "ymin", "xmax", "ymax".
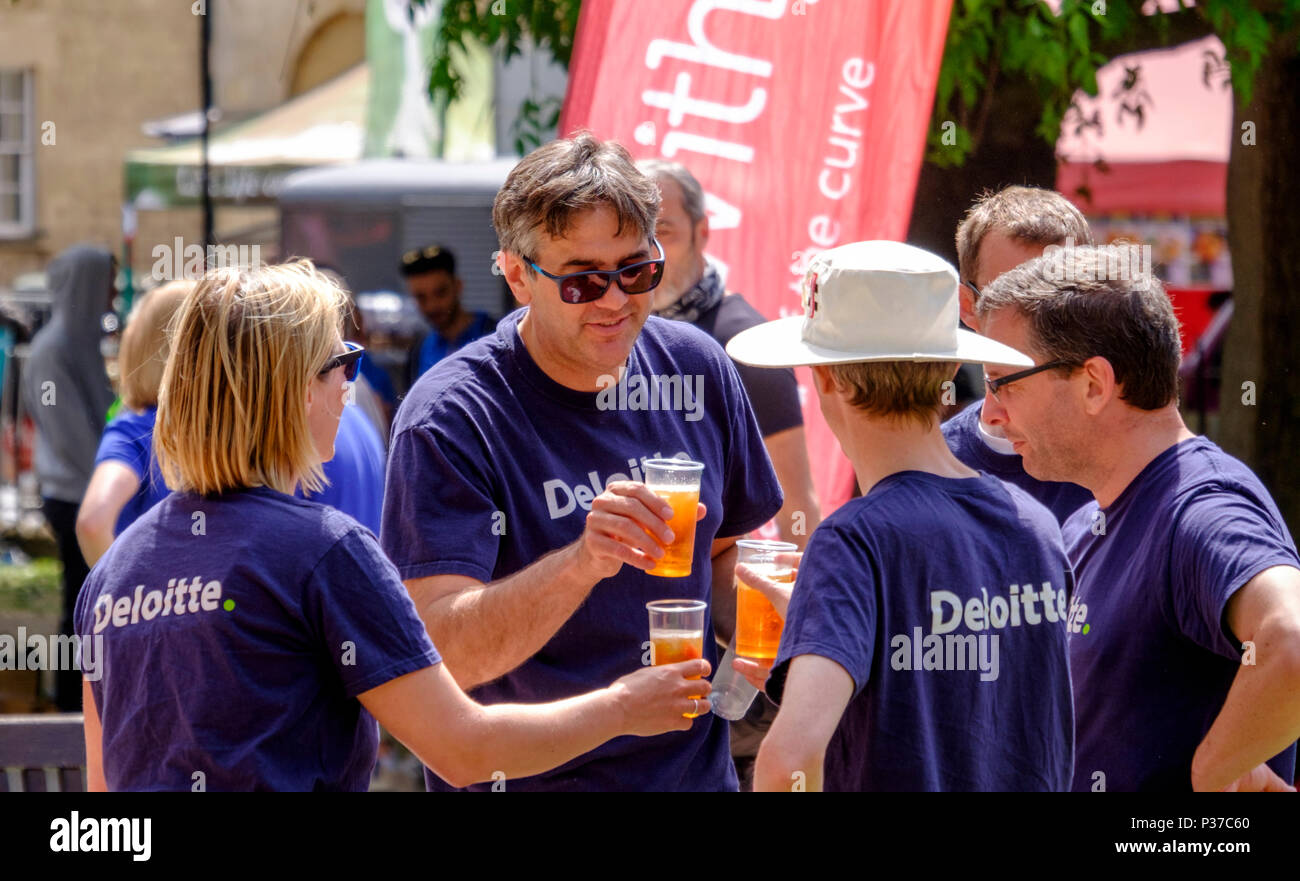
[
  {"xmin": 223, "ymin": 599, "xmax": 235, "ymax": 612},
  {"xmin": 1082, "ymin": 623, "xmax": 1090, "ymax": 635}
]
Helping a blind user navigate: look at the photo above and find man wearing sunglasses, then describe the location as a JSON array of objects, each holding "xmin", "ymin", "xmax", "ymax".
[
  {"xmin": 942, "ymin": 186, "xmax": 1094, "ymax": 524},
  {"xmin": 381, "ymin": 134, "xmax": 783, "ymax": 791},
  {"xmin": 976, "ymin": 246, "xmax": 1300, "ymax": 792}
]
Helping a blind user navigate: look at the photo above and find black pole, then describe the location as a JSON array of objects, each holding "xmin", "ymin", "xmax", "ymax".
[{"xmin": 200, "ymin": 3, "xmax": 214, "ymax": 252}]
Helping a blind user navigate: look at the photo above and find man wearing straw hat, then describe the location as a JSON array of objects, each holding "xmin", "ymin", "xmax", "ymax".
[{"xmin": 727, "ymin": 240, "xmax": 1075, "ymax": 791}]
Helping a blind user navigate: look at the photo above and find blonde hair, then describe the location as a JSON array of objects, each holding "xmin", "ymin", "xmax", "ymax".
[
  {"xmin": 119, "ymin": 280, "xmax": 194, "ymax": 411},
  {"xmin": 826, "ymin": 360, "xmax": 960, "ymax": 428},
  {"xmin": 155, "ymin": 260, "xmax": 347, "ymax": 496}
]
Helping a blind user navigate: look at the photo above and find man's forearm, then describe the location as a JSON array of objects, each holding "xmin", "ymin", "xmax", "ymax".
[
  {"xmin": 1191, "ymin": 618, "xmax": 1300, "ymax": 791},
  {"xmin": 754, "ymin": 737, "xmax": 823, "ymax": 792},
  {"xmin": 422, "ymin": 544, "xmax": 601, "ymax": 690}
]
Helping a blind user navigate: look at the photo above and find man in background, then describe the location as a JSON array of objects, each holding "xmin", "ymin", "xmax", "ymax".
[
  {"xmin": 400, "ymin": 244, "xmax": 496, "ymax": 387},
  {"xmin": 21, "ymin": 244, "xmax": 117, "ymax": 710},
  {"xmin": 943, "ymin": 186, "xmax": 1094, "ymax": 524}
]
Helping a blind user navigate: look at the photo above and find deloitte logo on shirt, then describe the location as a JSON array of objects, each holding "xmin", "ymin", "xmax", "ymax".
[
  {"xmin": 91, "ymin": 577, "xmax": 227, "ymax": 633},
  {"xmin": 890, "ymin": 582, "xmax": 1068, "ymax": 682},
  {"xmin": 544, "ymin": 451, "xmax": 691, "ymax": 519}
]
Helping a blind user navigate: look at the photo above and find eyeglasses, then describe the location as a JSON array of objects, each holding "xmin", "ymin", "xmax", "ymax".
[
  {"xmin": 528, "ymin": 239, "xmax": 666, "ymax": 305},
  {"xmin": 318, "ymin": 341, "xmax": 365, "ymax": 382},
  {"xmin": 963, "ymin": 280, "xmax": 981, "ymax": 299},
  {"xmin": 984, "ymin": 359, "xmax": 1075, "ymax": 401}
]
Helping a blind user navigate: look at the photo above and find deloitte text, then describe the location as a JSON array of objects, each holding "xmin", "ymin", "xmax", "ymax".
[
  {"xmin": 890, "ymin": 582, "xmax": 1068, "ymax": 682},
  {"xmin": 91, "ymin": 576, "xmax": 226, "ymax": 632},
  {"xmin": 543, "ymin": 452, "xmax": 690, "ymax": 519}
]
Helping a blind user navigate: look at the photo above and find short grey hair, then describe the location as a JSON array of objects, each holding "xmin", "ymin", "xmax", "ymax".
[
  {"xmin": 637, "ymin": 159, "xmax": 706, "ymax": 225},
  {"xmin": 956, "ymin": 186, "xmax": 1093, "ymax": 287},
  {"xmin": 976, "ymin": 246, "xmax": 1181, "ymax": 410},
  {"xmin": 493, "ymin": 133, "xmax": 661, "ymax": 264}
]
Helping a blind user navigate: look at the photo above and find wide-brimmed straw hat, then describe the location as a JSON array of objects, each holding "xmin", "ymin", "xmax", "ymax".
[{"xmin": 726, "ymin": 240, "xmax": 1033, "ymax": 369}]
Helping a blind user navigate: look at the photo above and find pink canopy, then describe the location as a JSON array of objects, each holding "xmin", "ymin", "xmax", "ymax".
[{"xmin": 1056, "ymin": 35, "xmax": 1232, "ymax": 216}]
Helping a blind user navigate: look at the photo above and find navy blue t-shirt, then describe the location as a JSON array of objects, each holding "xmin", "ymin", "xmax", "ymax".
[
  {"xmin": 382, "ymin": 309, "xmax": 783, "ymax": 791},
  {"xmin": 943, "ymin": 400, "xmax": 1092, "ymax": 524},
  {"xmin": 74, "ymin": 487, "xmax": 440, "ymax": 791},
  {"xmin": 94, "ymin": 406, "xmax": 170, "ymax": 535},
  {"xmin": 768, "ymin": 471, "xmax": 1075, "ymax": 791},
  {"xmin": 303, "ymin": 402, "xmax": 386, "ymax": 535},
  {"xmin": 1062, "ymin": 436, "xmax": 1299, "ymax": 791}
]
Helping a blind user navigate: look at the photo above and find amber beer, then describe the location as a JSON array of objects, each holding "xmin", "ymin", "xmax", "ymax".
[
  {"xmin": 642, "ymin": 459, "xmax": 705, "ymax": 578},
  {"xmin": 646, "ymin": 599, "xmax": 707, "ymax": 718},
  {"xmin": 734, "ymin": 540, "xmax": 798, "ymax": 667}
]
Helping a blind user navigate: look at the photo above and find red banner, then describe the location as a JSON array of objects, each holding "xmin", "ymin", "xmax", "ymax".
[{"xmin": 561, "ymin": 0, "xmax": 952, "ymax": 515}]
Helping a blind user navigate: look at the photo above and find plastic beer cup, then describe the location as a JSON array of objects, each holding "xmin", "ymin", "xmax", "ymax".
[
  {"xmin": 734, "ymin": 540, "xmax": 797, "ymax": 667},
  {"xmin": 646, "ymin": 599, "xmax": 707, "ymax": 718},
  {"xmin": 642, "ymin": 458, "xmax": 704, "ymax": 578}
]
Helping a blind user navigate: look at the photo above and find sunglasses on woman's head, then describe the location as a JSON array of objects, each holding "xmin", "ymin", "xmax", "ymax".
[
  {"xmin": 318, "ymin": 341, "xmax": 365, "ymax": 382},
  {"xmin": 528, "ymin": 239, "xmax": 666, "ymax": 305}
]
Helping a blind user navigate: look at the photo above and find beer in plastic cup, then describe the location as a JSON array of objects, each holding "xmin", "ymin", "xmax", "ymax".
[
  {"xmin": 642, "ymin": 458, "xmax": 704, "ymax": 578},
  {"xmin": 646, "ymin": 599, "xmax": 707, "ymax": 717},
  {"xmin": 734, "ymin": 540, "xmax": 797, "ymax": 667}
]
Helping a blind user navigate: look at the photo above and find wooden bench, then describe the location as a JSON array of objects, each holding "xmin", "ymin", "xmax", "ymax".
[{"xmin": 0, "ymin": 713, "xmax": 86, "ymax": 791}]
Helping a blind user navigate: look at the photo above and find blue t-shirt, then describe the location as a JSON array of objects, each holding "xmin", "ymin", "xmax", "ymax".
[
  {"xmin": 942, "ymin": 400, "xmax": 1092, "ymax": 524},
  {"xmin": 412, "ymin": 311, "xmax": 497, "ymax": 381},
  {"xmin": 303, "ymin": 402, "xmax": 386, "ymax": 535},
  {"xmin": 768, "ymin": 471, "xmax": 1075, "ymax": 791},
  {"xmin": 1062, "ymin": 436, "xmax": 1299, "ymax": 791},
  {"xmin": 382, "ymin": 309, "xmax": 783, "ymax": 791},
  {"xmin": 74, "ymin": 487, "xmax": 440, "ymax": 791},
  {"xmin": 357, "ymin": 353, "xmax": 397, "ymax": 407},
  {"xmin": 93, "ymin": 406, "xmax": 170, "ymax": 535}
]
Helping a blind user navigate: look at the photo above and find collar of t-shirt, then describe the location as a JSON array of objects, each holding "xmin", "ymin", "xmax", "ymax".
[
  {"xmin": 976, "ymin": 406, "xmax": 1017, "ymax": 456},
  {"xmin": 505, "ymin": 309, "xmax": 643, "ymax": 411}
]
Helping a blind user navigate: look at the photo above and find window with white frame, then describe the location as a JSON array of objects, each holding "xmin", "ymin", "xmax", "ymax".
[{"xmin": 0, "ymin": 69, "xmax": 34, "ymax": 237}]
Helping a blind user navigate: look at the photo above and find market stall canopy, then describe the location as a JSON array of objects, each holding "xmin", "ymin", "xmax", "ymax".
[
  {"xmin": 125, "ymin": 65, "xmax": 367, "ymax": 210},
  {"xmin": 1057, "ymin": 35, "xmax": 1232, "ymax": 216}
]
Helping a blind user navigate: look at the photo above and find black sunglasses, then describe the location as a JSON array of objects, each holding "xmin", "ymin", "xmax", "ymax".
[
  {"xmin": 319, "ymin": 341, "xmax": 365, "ymax": 382},
  {"xmin": 528, "ymin": 239, "xmax": 666, "ymax": 305},
  {"xmin": 984, "ymin": 359, "xmax": 1075, "ymax": 401}
]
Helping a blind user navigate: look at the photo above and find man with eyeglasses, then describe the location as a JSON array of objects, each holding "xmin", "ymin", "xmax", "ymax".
[
  {"xmin": 380, "ymin": 134, "xmax": 783, "ymax": 791},
  {"xmin": 977, "ymin": 246, "xmax": 1300, "ymax": 792},
  {"xmin": 942, "ymin": 186, "xmax": 1094, "ymax": 524}
]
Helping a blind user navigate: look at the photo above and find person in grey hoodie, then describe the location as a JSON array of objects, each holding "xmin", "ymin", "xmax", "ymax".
[{"xmin": 20, "ymin": 244, "xmax": 116, "ymax": 710}]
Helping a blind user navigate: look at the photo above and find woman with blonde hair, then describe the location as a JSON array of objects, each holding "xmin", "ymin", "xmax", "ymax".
[
  {"xmin": 76, "ymin": 279, "xmax": 193, "ymax": 566},
  {"xmin": 75, "ymin": 260, "xmax": 708, "ymax": 791}
]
